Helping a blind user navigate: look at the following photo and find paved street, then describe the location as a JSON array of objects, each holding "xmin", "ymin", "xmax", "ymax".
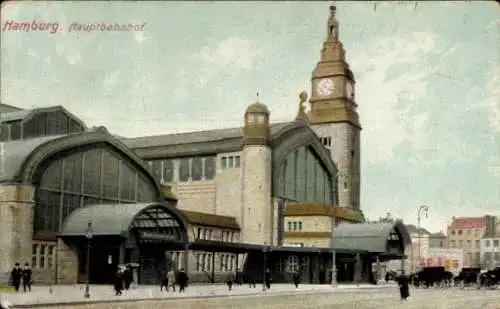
[
  {"xmin": 0, "ymin": 283, "xmax": 396, "ymax": 306},
  {"xmin": 1, "ymin": 284, "xmax": 500, "ymax": 308}
]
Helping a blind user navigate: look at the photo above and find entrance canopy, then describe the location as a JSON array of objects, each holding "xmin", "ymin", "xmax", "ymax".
[
  {"xmin": 332, "ymin": 220, "xmax": 411, "ymax": 254},
  {"xmin": 60, "ymin": 202, "xmax": 189, "ymax": 243}
]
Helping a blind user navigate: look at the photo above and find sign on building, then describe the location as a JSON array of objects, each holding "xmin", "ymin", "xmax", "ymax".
[{"xmin": 420, "ymin": 248, "xmax": 464, "ymax": 274}]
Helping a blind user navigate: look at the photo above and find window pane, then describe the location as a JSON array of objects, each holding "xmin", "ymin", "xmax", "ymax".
[
  {"xmin": 305, "ymin": 150, "xmax": 316, "ymax": 202},
  {"xmin": 69, "ymin": 119, "xmax": 83, "ymax": 134},
  {"xmin": 151, "ymin": 160, "xmax": 162, "ymax": 182},
  {"xmin": 62, "ymin": 193, "xmax": 81, "ymax": 222},
  {"xmin": 35, "ymin": 189, "xmax": 60, "ymax": 232},
  {"xmin": 136, "ymin": 174, "xmax": 156, "ymax": 202},
  {"xmin": 34, "ymin": 113, "xmax": 47, "ymax": 137},
  {"xmin": 55, "ymin": 111, "xmax": 69, "ymax": 135},
  {"xmin": 179, "ymin": 159, "xmax": 190, "ymax": 181},
  {"xmin": 234, "ymin": 156, "xmax": 241, "ymax": 168},
  {"xmin": 191, "ymin": 157, "xmax": 202, "ymax": 181},
  {"xmin": 83, "ymin": 149, "xmax": 101, "ymax": 196},
  {"xmin": 40, "ymin": 159, "xmax": 62, "ymax": 191},
  {"xmin": 325, "ymin": 176, "xmax": 333, "ymax": 205},
  {"xmin": 46, "ymin": 112, "xmax": 59, "ymax": 135},
  {"xmin": 120, "ymin": 162, "xmax": 136, "ymax": 201},
  {"xmin": 284, "ymin": 154, "xmax": 296, "ymax": 199},
  {"xmin": 101, "ymin": 150, "xmax": 119, "ymax": 199},
  {"xmin": 63, "ymin": 152, "xmax": 82, "ymax": 193},
  {"xmin": 9, "ymin": 122, "xmax": 21, "ymax": 140},
  {"xmin": 163, "ymin": 160, "xmax": 174, "ymax": 182},
  {"xmin": 228, "ymin": 156, "xmax": 234, "ymax": 168},
  {"xmin": 0, "ymin": 124, "xmax": 9, "ymax": 141},
  {"xmin": 315, "ymin": 167, "xmax": 325, "ymax": 204},
  {"xmin": 204, "ymin": 156, "xmax": 216, "ymax": 180},
  {"xmin": 295, "ymin": 148, "xmax": 306, "ymax": 201},
  {"xmin": 221, "ymin": 157, "xmax": 227, "ymax": 169}
]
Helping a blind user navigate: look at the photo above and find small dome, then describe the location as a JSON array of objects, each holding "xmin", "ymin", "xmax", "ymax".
[{"xmin": 245, "ymin": 102, "xmax": 269, "ymax": 115}]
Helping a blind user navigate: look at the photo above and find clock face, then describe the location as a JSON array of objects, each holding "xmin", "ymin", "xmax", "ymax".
[
  {"xmin": 316, "ymin": 78, "xmax": 335, "ymax": 98},
  {"xmin": 346, "ymin": 82, "xmax": 354, "ymax": 99}
]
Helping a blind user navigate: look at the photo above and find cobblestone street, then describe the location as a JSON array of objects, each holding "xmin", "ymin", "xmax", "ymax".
[{"xmin": 2, "ymin": 284, "xmax": 500, "ymax": 308}]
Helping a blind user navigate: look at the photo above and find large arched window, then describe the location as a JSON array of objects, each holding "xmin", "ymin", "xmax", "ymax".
[
  {"xmin": 23, "ymin": 110, "xmax": 84, "ymax": 140},
  {"xmin": 276, "ymin": 146, "xmax": 334, "ymax": 205},
  {"xmin": 34, "ymin": 144, "xmax": 159, "ymax": 233}
]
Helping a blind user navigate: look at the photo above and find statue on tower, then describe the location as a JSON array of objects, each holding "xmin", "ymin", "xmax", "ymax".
[{"xmin": 327, "ymin": 5, "xmax": 339, "ymax": 41}]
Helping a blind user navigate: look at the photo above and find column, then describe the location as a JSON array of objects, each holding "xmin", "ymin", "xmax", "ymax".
[
  {"xmin": 375, "ymin": 256, "xmax": 382, "ymax": 282},
  {"xmin": 353, "ymin": 253, "xmax": 362, "ymax": 283}
]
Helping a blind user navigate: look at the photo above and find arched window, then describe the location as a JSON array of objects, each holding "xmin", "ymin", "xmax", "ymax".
[
  {"xmin": 34, "ymin": 144, "xmax": 158, "ymax": 233},
  {"xmin": 276, "ymin": 146, "xmax": 334, "ymax": 205}
]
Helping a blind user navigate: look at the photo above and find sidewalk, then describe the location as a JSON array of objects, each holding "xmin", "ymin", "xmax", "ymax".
[{"xmin": 0, "ymin": 283, "xmax": 398, "ymax": 306}]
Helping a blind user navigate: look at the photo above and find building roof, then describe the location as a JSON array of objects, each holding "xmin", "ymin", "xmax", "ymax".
[
  {"xmin": 405, "ymin": 224, "xmax": 431, "ymax": 235},
  {"xmin": 182, "ymin": 210, "xmax": 240, "ymax": 230},
  {"xmin": 332, "ymin": 220, "xmax": 411, "ymax": 253},
  {"xmin": 430, "ymin": 231, "xmax": 446, "ymax": 237},
  {"xmin": 0, "ymin": 134, "xmax": 66, "ymax": 182},
  {"xmin": 450, "ymin": 216, "xmax": 485, "ymax": 229},
  {"xmin": 122, "ymin": 122, "xmax": 290, "ymax": 151},
  {"xmin": 0, "ymin": 103, "xmax": 24, "ymax": 114},
  {"xmin": 60, "ymin": 202, "xmax": 189, "ymax": 241}
]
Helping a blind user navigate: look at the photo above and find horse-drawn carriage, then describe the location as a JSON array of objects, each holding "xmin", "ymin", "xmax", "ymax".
[
  {"xmin": 477, "ymin": 268, "xmax": 500, "ymax": 289},
  {"xmin": 410, "ymin": 267, "xmax": 453, "ymax": 288},
  {"xmin": 454, "ymin": 267, "xmax": 499, "ymax": 289}
]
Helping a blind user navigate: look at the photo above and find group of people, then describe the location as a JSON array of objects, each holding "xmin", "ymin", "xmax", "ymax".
[
  {"xmin": 9, "ymin": 263, "xmax": 32, "ymax": 293},
  {"xmin": 112, "ymin": 264, "xmax": 134, "ymax": 296},
  {"xmin": 160, "ymin": 268, "xmax": 189, "ymax": 293}
]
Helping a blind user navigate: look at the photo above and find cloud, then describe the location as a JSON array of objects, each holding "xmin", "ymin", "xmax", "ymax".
[
  {"xmin": 197, "ymin": 36, "xmax": 262, "ymax": 70},
  {"xmin": 485, "ymin": 63, "xmax": 500, "ymax": 133},
  {"xmin": 351, "ymin": 31, "xmax": 440, "ymax": 165}
]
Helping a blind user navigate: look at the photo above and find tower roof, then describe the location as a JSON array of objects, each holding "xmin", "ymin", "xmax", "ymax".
[{"xmin": 245, "ymin": 102, "xmax": 269, "ymax": 114}]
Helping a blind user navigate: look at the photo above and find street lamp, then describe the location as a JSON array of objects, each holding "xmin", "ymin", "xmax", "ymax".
[
  {"xmin": 417, "ymin": 205, "xmax": 429, "ymax": 272},
  {"xmin": 84, "ymin": 221, "xmax": 93, "ymax": 299}
]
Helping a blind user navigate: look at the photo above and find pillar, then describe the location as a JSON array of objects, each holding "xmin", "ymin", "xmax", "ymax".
[
  {"xmin": 56, "ymin": 239, "xmax": 78, "ymax": 284},
  {"xmin": 375, "ymin": 256, "xmax": 382, "ymax": 282},
  {"xmin": 0, "ymin": 184, "xmax": 35, "ymax": 274},
  {"xmin": 353, "ymin": 253, "xmax": 362, "ymax": 282}
]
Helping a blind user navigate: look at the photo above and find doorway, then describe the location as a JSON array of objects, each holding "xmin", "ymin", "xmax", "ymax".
[{"xmin": 78, "ymin": 244, "xmax": 120, "ymax": 284}]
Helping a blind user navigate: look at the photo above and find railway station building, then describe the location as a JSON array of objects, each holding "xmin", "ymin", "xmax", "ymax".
[{"xmin": 0, "ymin": 5, "xmax": 411, "ymax": 285}]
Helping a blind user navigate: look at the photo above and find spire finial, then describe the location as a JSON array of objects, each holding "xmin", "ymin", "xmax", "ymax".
[
  {"xmin": 327, "ymin": 2, "xmax": 339, "ymax": 41},
  {"xmin": 256, "ymin": 91, "xmax": 260, "ymax": 103},
  {"xmin": 295, "ymin": 91, "xmax": 309, "ymax": 122}
]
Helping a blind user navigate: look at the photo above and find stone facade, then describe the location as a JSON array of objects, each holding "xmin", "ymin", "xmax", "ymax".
[{"xmin": 0, "ymin": 184, "xmax": 35, "ymax": 273}]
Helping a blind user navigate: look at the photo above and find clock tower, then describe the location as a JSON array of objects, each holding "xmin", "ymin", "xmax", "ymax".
[{"xmin": 308, "ymin": 5, "xmax": 362, "ymax": 211}]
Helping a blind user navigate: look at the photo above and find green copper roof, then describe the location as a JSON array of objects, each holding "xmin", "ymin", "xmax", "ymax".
[
  {"xmin": 0, "ymin": 135, "xmax": 65, "ymax": 182},
  {"xmin": 332, "ymin": 220, "xmax": 411, "ymax": 253}
]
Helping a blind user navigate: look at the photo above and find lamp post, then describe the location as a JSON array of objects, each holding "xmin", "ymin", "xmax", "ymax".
[
  {"xmin": 331, "ymin": 170, "xmax": 348, "ymax": 287},
  {"xmin": 417, "ymin": 205, "xmax": 429, "ymax": 272},
  {"xmin": 84, "ymin": 222, "xmax": 93, "ymax": 299}
]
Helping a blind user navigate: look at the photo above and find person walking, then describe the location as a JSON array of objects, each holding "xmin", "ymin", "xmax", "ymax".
[
  {"xmin": 123, "ymin": 264, "xmax": 133, "ymax": 291},
  {"xmin": 166, "ymin": 268, "xmax": 176, "ymax": 292},
  {"xmin": 396, "ymin": 273, "xmax": 410, "ymax": 301},
  {"xmin": 177, "ymin": 268, "xmax": 188, "ymax": 293},
  {"xmin": 113, "ymin": 266, "xmax": 124, "ymax": 296},
  {"xmin": 264, "ymin": 269, "xmax": 272, "ymax": 290},
  {"xmin": 22, "ymin": 263, "xmax": 32, "ymax": 292},
  {"xmin": 226, "ymin": 272, "xmax": 234, "ymax": 291},
  {"xmin": 9, "ymin": 263, "xmax": 22, "ymax": 292},
  {"xmin": 292, "ymin": 270, "xmax": 300, "ymax": 288}
]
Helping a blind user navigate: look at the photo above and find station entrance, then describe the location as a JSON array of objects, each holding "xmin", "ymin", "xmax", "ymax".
[{"xmin": 59, "ymin": 202, "xmax": 190, "ymax": 285}]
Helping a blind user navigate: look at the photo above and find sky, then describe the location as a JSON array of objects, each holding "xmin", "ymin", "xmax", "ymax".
[{"xmin": 1, "ymin": 1, "xmax": 499, "ymax": 233}]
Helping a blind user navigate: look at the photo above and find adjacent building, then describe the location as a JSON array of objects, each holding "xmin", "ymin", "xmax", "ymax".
[
  {"xmin": 447, "ymin": 216, "xmax": 486, "ymax": 268},
  {"xmin": 0, "ymin": 5, "xmax": 411, "ymax": 286}
]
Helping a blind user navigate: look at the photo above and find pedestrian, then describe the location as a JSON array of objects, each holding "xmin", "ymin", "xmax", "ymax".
[
  {"xmin": 123, "ymin": 264, "xmax": 133, "ymax": 291},
  {"xmin": 226, "ymin": 272, "xmax": 234, "ymax": 291},
  {"xmin": 113, "ymin": 266, "xmax": 124, "ymax": 296},
  {"xmin": 292, "ymin": 270, "xmax": 300, "ymax": 288},
  {"xmin": 9, "ymin": 263, "xmax": 22, "ymax": 292},
  {"xmin": 176, "ymin": 268, "xmax": 188, "ymax": 293},
  {"xmin": 166, "ymin": 268, "xmax": 176, "ymax": 292},
  {"xmin": 396, "ymin": 273, "xmax": 410, "ymax": 301},
  {"xmin": 22, "ymin": 263, "xmax": 32, "ymax": 292},
  {"xmin": 264, "ymin": 269, "xmax": 272, "ymax": 290},
  {"xmin": 247, "ymin": 272, "xmax": 256, "ymax": 288}
]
